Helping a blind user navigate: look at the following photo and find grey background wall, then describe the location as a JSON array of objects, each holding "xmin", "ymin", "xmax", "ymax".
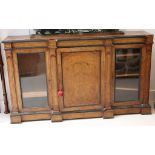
[{"xmin": 0, "ymin": 29, "xmax": 155, "ymax": 112}]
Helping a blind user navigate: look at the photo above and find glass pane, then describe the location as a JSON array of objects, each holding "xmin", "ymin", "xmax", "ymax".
[
  {"xmin": 17, "ymin": 52, "xmax": 48, "ymax": 108},
  {"xmin": 115, "ymin": 48, "xmax": 141, "ymax": 102}
]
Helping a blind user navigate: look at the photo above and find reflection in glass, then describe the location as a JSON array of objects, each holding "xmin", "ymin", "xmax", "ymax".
[
  {"xmin": 17, "ymin": 52, "xmax": 48, "ymax": 108},
  {"xmin": 115, "ymin": 48, "xmax": 141, "ymax": 102}
]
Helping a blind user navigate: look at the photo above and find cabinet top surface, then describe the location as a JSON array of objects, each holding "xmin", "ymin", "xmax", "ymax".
[{"xmin": 2, "ymin": 31, "xmax": 153, "ymax": 43}]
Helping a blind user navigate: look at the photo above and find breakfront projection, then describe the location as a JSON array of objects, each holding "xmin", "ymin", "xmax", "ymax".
[{"xmin": 3, "ymin": 31, "xmax": 153, "ymax": 123}]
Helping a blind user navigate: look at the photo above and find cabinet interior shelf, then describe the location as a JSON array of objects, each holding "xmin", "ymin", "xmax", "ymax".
[
  {"xmin": 116, "ymin": 53, "xmax": 140, "ymax": 57},
  {"xmin": 116, "ymin": 73, "xmax": 139, "ymax": 77},
  {"xmin": 116, "ymin": 87, "xmax": 138, "ymax": 91},
  {"xmin": 22, "ymin": 91, "xmax": 47, "ymax": 98}
]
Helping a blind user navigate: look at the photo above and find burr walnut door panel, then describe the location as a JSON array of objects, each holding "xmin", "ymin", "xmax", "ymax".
[{"xmin": 57, "ymin": 47, "xmax": 105, "ymax": 112}]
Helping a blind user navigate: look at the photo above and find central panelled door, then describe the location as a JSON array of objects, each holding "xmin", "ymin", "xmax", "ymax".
[{"xmin": 57, "ymin": 47, "xmax": 105, "ymax": 112}]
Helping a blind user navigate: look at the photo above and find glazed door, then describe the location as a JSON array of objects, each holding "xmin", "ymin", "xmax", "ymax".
[
  {"xmin": 13, "ymin": 48, "xmax": 51, "ymax": 112},
  {"xmin": 113, "ymin": 44, "xmax": 146, "ymax": 106},
  {"xmin": 57, "ymin": 47, "xmax": 105, "ymax": 112}
]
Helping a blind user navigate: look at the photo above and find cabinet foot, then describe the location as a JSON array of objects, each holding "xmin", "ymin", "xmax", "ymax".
[
  {"xmin": 51, "ymin": 111, "xmax": 63, "ymax": 122},
  {"xmin": 11, "ymin": 115, "xmax": 22, "ymax": 124},
  {"xmin": 103, "ymin": 109, "xmax": 114, "ymax": 119},
  {"xmin": 141, "ymin": 107, "xmax": 151, "ymax": 115}
]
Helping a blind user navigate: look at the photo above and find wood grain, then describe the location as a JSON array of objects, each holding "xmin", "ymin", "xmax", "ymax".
[
  {"xmin": 6, "ymin": 51, "xmax": 19, "ymax": 112},
  {"xmin": 62, "ymin": 51, "xmax": 101, "ymax": 107}
]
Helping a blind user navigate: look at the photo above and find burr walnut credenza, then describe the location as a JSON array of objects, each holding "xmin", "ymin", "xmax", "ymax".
[{"xmin": 2, "ymin": 31, "xmax": 154, "ymax": 123}]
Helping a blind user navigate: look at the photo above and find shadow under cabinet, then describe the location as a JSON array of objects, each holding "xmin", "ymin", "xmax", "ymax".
[{"xmin": 3, "ymin": 31, "xmax": 153, "ymax": 123}]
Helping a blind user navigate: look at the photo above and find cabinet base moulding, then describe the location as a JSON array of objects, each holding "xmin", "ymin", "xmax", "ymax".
[
  {"xmin": 62, "ymin": 111, "xmax": 103, "ymax": 120},
  {"xmin": 10, "ymin": 112, "xmax": 50, "ymax": 123},
  {"xmin": 10, "ymin": 106, "xmax": 152, "ymax": 123}
]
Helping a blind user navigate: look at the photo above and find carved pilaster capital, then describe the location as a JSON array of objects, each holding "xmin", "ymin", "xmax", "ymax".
[
  {"xmin": 48, "ymin": 39, "xmax": 57, "ymax": 49},
  {"xmin": 145, "ymin": 35, "xmax": 154, "ymax": 45},
  {"xmin": 4, "ymin": 43, "xmax": 12, "ymax": 50},
  {"xmin": 104, "ymin": 39, "xmax": 113, "ymax": 47}
]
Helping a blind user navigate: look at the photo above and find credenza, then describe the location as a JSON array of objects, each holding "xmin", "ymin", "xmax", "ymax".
[{"xmin": 2, "ymin": 31, "xmax": 153, "ymax": 123}]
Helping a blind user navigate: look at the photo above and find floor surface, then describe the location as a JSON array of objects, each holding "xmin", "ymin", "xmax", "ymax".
[{"xmin": 1, "ymin": 109, "xmax": 155, "ymax": 155}]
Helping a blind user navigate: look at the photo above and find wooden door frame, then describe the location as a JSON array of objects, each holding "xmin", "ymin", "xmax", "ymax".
[
  {"xmin": 112, "ymin": 44, "xmax": 146, "ymax": 107},
  {"xmin": 13, "ymin": 48, "xmax": 51, "ymax": 113},
  {"xmin": 56, "ymin": 46, "xmax": 106, "ymax": 112}
]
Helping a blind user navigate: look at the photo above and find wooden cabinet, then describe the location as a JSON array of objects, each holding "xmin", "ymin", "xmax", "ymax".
[{"xmin": 3, "ymin": 31, "xmax": 153, "ymax": 123}]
